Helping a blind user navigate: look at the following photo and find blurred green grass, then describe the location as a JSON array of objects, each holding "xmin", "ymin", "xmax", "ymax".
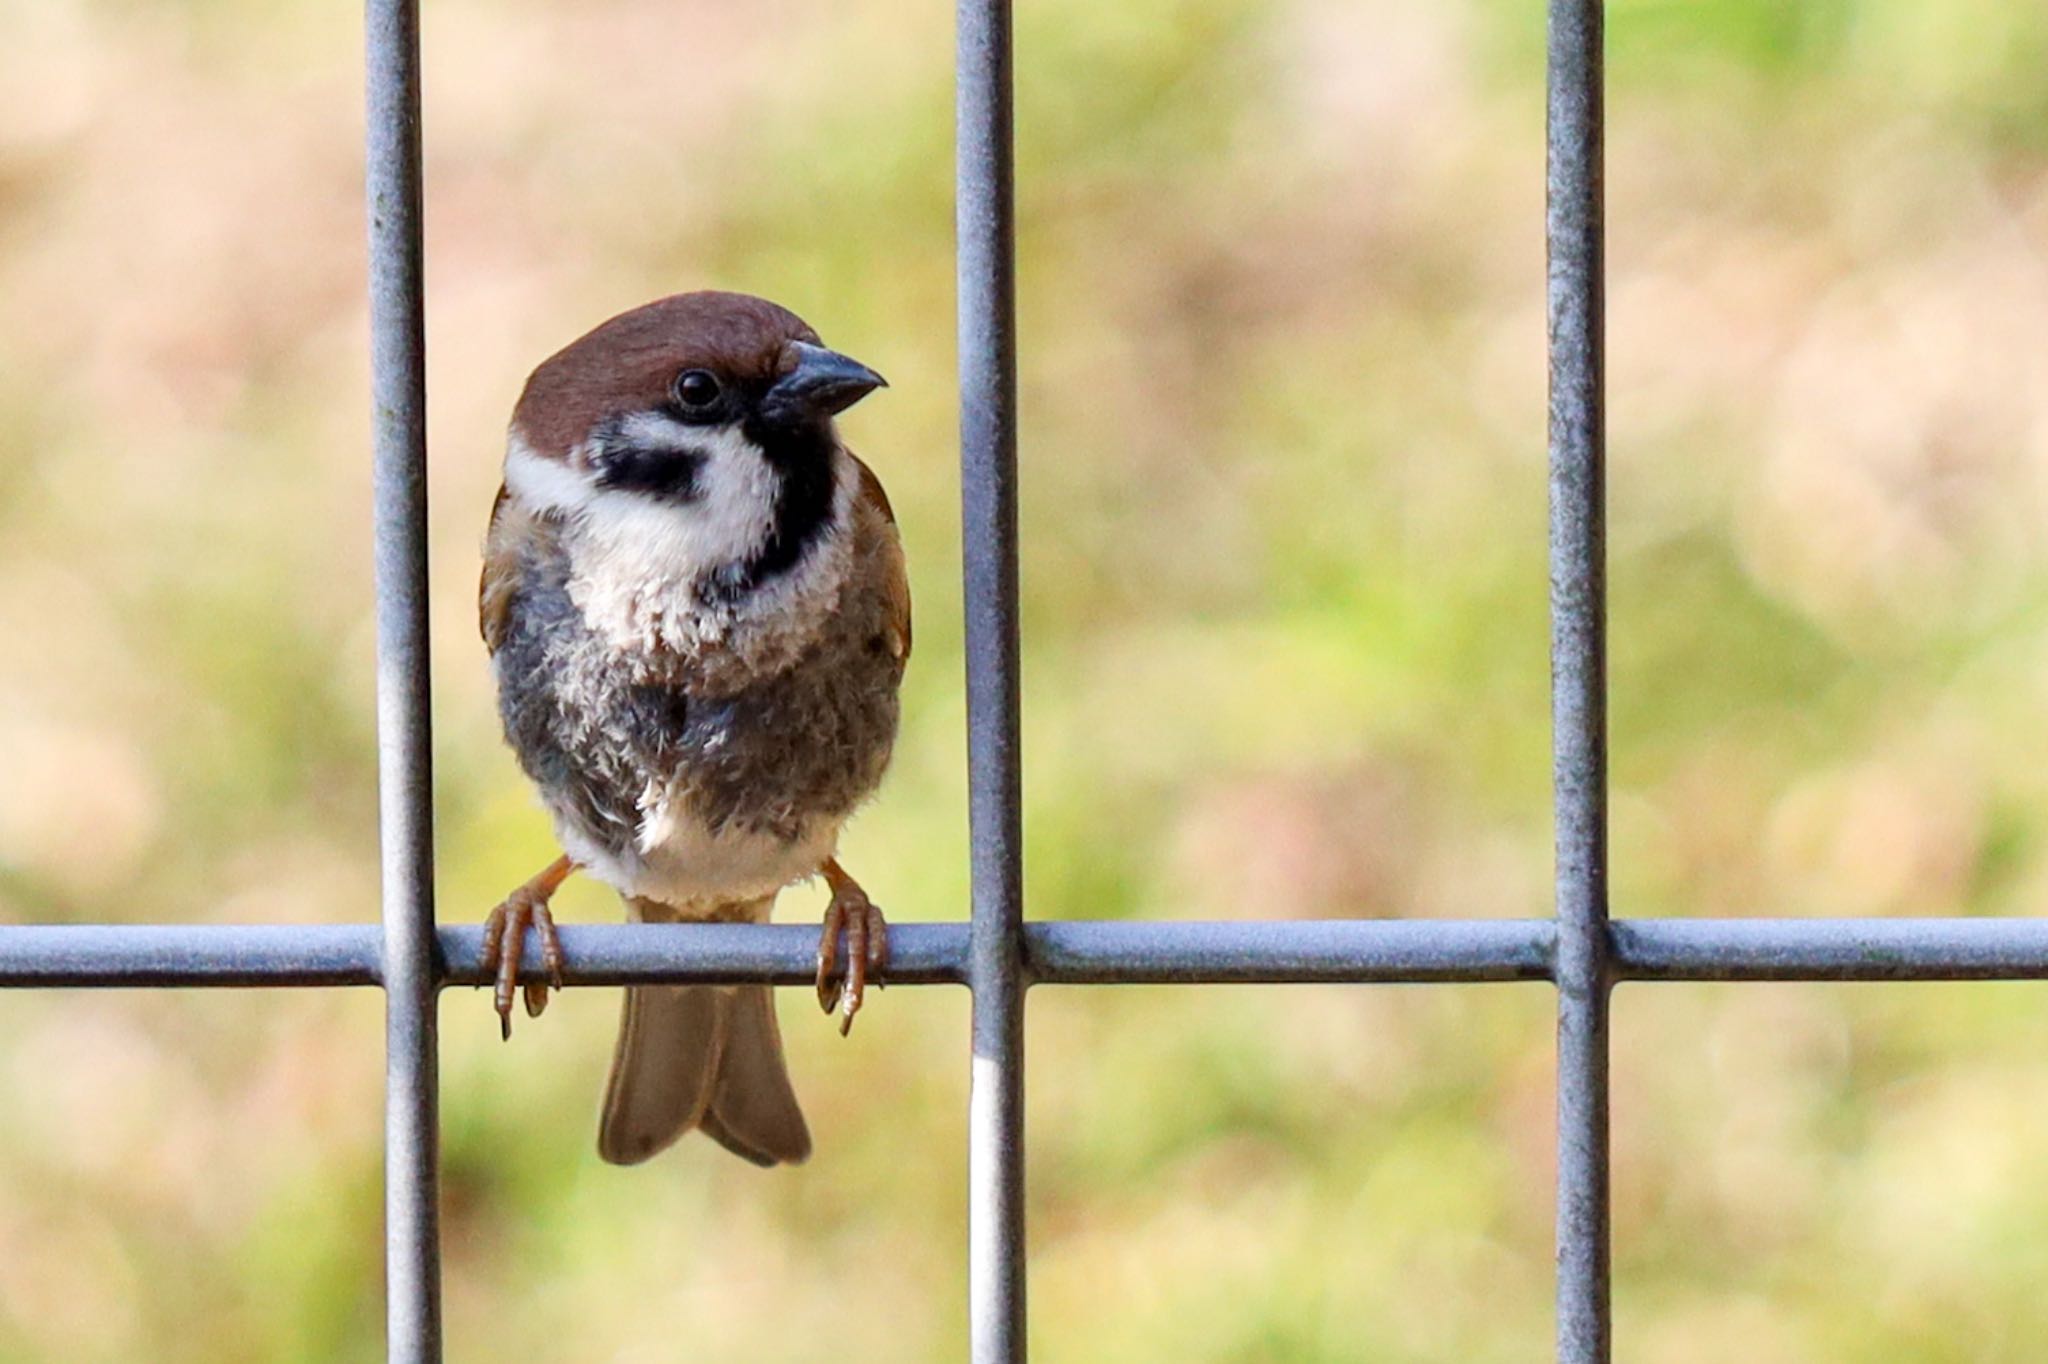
[{"xmin": 3, "ymin": 0, "xmax": 2048, "ymax": 1359}]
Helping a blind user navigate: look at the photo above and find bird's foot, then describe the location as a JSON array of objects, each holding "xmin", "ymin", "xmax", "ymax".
[
  {"xmin": 481, "ymin": 856, "xmax": 572, "ymax": 1039},
  {"xmin": 815, "ymin": 861, "xmax": 888, "ymax": 1036}
]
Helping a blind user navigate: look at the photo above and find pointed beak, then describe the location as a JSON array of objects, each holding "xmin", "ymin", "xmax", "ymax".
[{"xmin": 763, "ymin": 341, "xmax": 888, "ymax": 424}]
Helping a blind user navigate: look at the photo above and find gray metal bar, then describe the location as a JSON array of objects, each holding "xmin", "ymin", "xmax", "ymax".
[
  {"xmin": 1612, "ymin": 918, "xmax": 2048, "ymax": 981},
  {"xmin": 957, "ymin": 0, "xmax": 1027, "ymax": 1355},
  {"xmin": 1025, "ymin": 919, "xmax": 1552, "ymax": 984},
  {"xmin": 13, "ymin": 919, "xmax": 2048, "ymax": 990},
  {"xmin": 0, "ymin": 926, "xmax": 383, "ymax": 987},
  {"xmin": 365, "ymin": 0, "xmax": 441, "ymax": 1353},
  {"xmin": 438, "ymin": 923, "xmax": 972, "ymax": 987},
  {"xmin": 1546, "ymin": 0, "xmax": 1609, "ymax": 1359}
]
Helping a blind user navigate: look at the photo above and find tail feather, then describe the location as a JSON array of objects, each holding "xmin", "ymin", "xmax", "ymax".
[
  {"xmin": 599, "ymin": 985, "xmax": 724, "ymax": 1165},
  {"xmin": 699, "ymin": 985, "xmax": 811, "ymax": 1166},
  {"xmin": 597, "ymin": 897, "xmax": 811, "ymax": 1167}
]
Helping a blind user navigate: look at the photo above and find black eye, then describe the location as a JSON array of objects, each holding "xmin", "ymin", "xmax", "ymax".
[{"xmin": 673, "ymin": 369, "xmax": 721, "ymax": 409}]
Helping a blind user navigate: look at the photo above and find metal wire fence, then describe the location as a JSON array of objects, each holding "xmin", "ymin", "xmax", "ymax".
[{"xmin": 3, "ymin": 1, "xmax": 2043, "ymax": 1362}]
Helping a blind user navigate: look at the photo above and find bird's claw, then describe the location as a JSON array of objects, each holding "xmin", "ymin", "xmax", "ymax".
[
  {"xmin": 815, "ymin": 888, "xmax": 889, "ymax": 1036},
  {"xmin": 482, "ymin": 887, "xmax": 564, "ymax": 1040}
]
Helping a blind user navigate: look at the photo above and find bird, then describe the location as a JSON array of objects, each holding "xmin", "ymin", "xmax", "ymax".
[{"xmin": 477, "ymin": 291, "xmax": 909, "ymax": 1166}]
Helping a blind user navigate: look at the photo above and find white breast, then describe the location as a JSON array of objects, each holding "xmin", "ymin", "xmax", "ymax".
[{"xmin": 637, "ymin": 801, "xmax": 842, "ymax": 906}]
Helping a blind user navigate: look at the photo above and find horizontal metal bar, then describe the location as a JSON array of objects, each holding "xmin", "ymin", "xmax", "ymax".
[
  {"xmin": 437, "ymin": 923, "xmax": 971, "ymax": 987},
  {"xmin": 10, "ymin": 919, "xmax": 2048, "ymax": 990},
  {"xmin": 1024, "ymin": 919, "xmax": 1554, "ymax": 984},
  {"xmin": 0, "ymin": 925, "xmax": 382, "ymax": 987},
  {"xmin": 1611, "ymin": 918, "xmax": 2048, "ymax": 982},
  {"xmin": 0, "ymin": 920, "xmax": 1548, "ymax": 989}
]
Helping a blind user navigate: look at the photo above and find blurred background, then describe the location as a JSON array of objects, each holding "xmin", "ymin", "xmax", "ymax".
[{"xmin": 2, "ymin": 0, "xmax": 2048, "ymax": 1358}]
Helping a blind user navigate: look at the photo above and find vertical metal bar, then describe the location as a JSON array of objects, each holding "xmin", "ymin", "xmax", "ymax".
[
  {"xmin": 1546, "ymin": 2, "xmax": 1609, "ymax": 1362},
  {"xmin": 957, "ymin": 0, "xmax": 1026, "ymax": 1359},
  {"xmin": 366, "ymin": 0, "xmax": 441, "ymax": 1358}
]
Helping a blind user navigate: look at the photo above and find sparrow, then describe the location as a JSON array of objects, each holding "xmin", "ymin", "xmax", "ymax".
[{"xmin": 477, "ymin": 291, "xmax": 909, "ymax": 1166}]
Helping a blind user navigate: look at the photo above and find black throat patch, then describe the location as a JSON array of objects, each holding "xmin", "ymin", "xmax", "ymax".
[{"xmin": 699, "ymin": 420, "xmax": 839, "ymax": 606}]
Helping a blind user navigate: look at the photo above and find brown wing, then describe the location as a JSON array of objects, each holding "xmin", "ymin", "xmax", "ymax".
[
  {"xmin": 850, "ymin": 452, "xmax": 912, "ymax": 663},
  {"xmin": 479, "ymin": 484, "xmax": 528, "ymax": 655}
]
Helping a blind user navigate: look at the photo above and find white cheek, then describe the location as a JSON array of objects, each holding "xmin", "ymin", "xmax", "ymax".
[
  {"xmin": 504, "ymin": 422, "xmax": 779, "ymax": 583},
  {"xmin": 673, "ymin": 424, "xmax": 781, "ymax": 568},
  {"xmin": 503, "ymin": 433, "xmax": 594, "ymax": 513}
]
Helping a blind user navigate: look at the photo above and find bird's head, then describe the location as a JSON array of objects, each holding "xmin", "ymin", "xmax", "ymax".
[
  {"xmin": 511, "ymin": 290, "xmax": 884, "ymax": 501},
  {"xmin": 503, "ymin": 291, "xmax": 886, "ymax": 593}
]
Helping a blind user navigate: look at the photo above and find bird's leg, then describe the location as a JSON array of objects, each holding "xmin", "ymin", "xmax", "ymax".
[
  {"xmin": 481, "ymin": 854, "xmax": 574, "ymax": 1040},
  {"xmin": 814, "ymin": 857, "xmax": 889, "ymax": 1036}
]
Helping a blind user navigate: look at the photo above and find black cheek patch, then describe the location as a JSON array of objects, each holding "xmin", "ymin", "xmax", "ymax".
[{"xmin": 593, "ymin": 447, "xmax": 707, "ymax": 504}]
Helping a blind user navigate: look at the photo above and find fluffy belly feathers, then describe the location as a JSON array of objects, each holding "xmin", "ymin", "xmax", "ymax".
[
  {"xmin": 493, "ymin": 516, "xmax": 903, "ymax": 911},
  {"xmin": 548, "ymin": 788, "xmax": 841, "ymax": 908}
]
